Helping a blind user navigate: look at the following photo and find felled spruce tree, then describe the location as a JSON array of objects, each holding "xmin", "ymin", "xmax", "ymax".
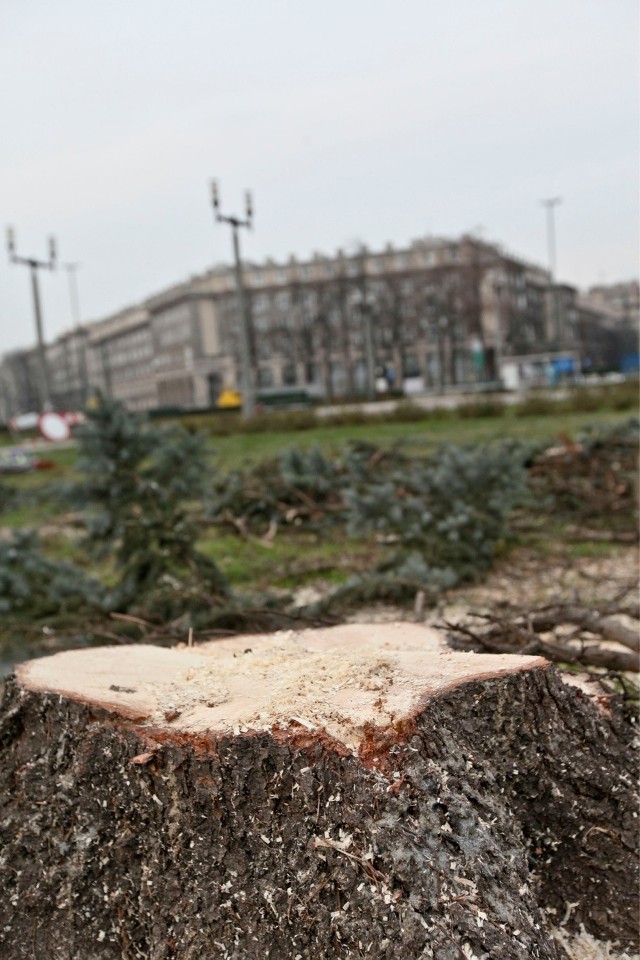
[
  {"xmin": 0, "ymin": 530, "xmax": 104, "ymax": 619},
  {"xmin": 312, "ymin": 441, "xmax": 530, "ymax": 610},
  {"xmin": 347, "ymin": 441, "xmax": 529, "ymax": 574},
  {"xmin": 74, "ymin": 396, "xmax": 228, "ymax": 621}
]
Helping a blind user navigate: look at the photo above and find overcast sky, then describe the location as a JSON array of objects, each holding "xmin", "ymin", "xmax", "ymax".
[{"xmin": 1, "ymin": 0, "xmax": 638, "ymax": 354}]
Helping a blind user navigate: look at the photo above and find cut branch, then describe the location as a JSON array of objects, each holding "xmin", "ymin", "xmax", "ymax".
[{"xmin": 443, "ymin": 595, "xmax": 640, "ymax": 675}]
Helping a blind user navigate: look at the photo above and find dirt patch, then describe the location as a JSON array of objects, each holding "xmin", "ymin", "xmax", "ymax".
[
  {"xmin": 338, "ymin": 545, "xmax": 639, "ymax": 628},
  {"xmin": 440, "ymin": 545, "xmax": 638, "ymax": 614}
]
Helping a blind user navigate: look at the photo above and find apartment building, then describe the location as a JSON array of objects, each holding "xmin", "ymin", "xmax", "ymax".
[
  {"xmin": 584, "ymin": 280, "xmax": 639, "ymax": 321},
  {"xmin": 47, "ymin": 326, "xmax": 89, "ymax": 411},
  {"xmin": 576, "ymin": 281, "xmax": 639, "ymax": 375},
  {"xmin": 86, "ymin": 304, "xmax": 156, "ymax": 411},
  {"xmin": 0, "ymin": 234, "xmax": 629, "ymax": 420},
  {"xmin": 0, "ymin": 348, "xmax": 41, "ymax": 417}
]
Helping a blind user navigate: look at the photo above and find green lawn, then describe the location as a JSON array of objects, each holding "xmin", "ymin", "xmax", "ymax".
[
  {"xmin": 0, "ymin": 405, "xmax": 636, "ymax": 667},
  {"xmin": 1, "ymin": 408, "xmax": 631, "ymax": 515},
  {"xmin": 207, "ymin": 408, "xmax": 630, "ymax": 470},
  {"xmin": 197, "ymin": 531, "xmax": 376, "ymax": 591},
  {"xmin": 2, "ymin": 406, "xmax": 633, "ymax": 589}
]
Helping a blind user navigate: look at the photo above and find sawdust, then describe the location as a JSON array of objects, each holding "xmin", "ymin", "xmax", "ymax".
[
  {"xmin": 553, "ymin": 925, "xmax": 639, "ymax": 960},
  {"xmin": 159, "ymin": 641, "xmax": 397, "ymax": 743},
  {"xmin": 17, "ymin": 622, "xmax": 545, "ymax": 751}
]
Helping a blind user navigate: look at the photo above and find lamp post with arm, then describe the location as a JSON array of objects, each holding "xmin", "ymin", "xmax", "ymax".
[
  {"xmin": 6, "ymin": 227, "xmax": 56, "ymax": 411},
  {"xmin": 210, "ymin": 181, "xmax": 255, "ymax": 418},
  {"xmin": 540, "ymin": 197, "xmax": 562, "ymax": 347}
]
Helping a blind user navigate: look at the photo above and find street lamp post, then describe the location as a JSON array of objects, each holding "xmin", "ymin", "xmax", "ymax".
[
  {"xmin": 6, "ymin": 228, "xmax": 57, "ymax": 411},
  {"xmin": 210, "ymin": 181, "xmax": 255, "ymax": 418},
  {"xmin": 541, "ymin": 197, "xmax": 562, "ymax": 347}
]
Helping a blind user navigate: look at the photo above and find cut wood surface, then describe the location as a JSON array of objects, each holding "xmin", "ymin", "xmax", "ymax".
[
  {"xmin": 1, "ymin": 623, "xmax": 637, "ymax": 960},
  {"xmin": 17, "ymin": 624, "xmax": 546, "ymax": 749}
]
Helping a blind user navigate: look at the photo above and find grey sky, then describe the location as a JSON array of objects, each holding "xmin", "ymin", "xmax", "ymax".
[{"xmin": 1, "ymin": 0, "xmax": 638, "ymax": 354}]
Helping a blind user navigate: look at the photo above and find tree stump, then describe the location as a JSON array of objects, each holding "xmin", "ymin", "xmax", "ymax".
[{"xmin": 0, "ymin": 623, "xmax": 637, "ymax": 959}]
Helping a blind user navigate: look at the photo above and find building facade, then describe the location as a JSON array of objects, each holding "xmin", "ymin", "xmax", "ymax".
[
  {"xmin": 578, "ymin": 280, "xmax": 639, "ymax": 375},
  {"xmin": 0, "ymin": 234, "xmax": 634, "ymax": 420}
]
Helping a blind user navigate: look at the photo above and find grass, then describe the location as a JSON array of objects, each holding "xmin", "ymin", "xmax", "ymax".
[
  {"xmin": 0, "ymin": 502, "xmax": 67, "ymax": 529},
  {"xmin": 0, "ymin": 405, "xmax": 636, "ymax": 670},
  {"xmin": 38, "ymin": 532, "xmax": 84, "ymax": 562},
  {"xmin": 197, "ymin": 531, "xmax": 376, "ymax": 591},
  {"xmin": 207, "ymin": 408, "xmax": 631, "ymax": 471},
  {"xmin": 514, "ymin": 512, "xmax": 633, "ymax": 562},
  {"xmin": 0, "ymin": 446, "xmax": 78, "ymax": 527},
  {"xmin": 1, "ymin": 406, "xmax": 635, "ymax": 595},
  {"xmin": 0, "ymin": 408, "xmax": 631, "ymax": 518},
  {"xmin": 1, "ymin": 446, "xmax": 77, "ymax": 484},
  {"xmin": 565, "ymin": 540, "xmax": 619, "ymax": 560},
  {"xmin": 1, "ymin": 404, "xmax": 633, "ymax": 477}
]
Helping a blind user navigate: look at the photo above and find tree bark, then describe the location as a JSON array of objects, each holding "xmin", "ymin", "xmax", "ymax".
[{"xmin": 0, "ymin": 623, "xmax": 637, "ymax": 960}]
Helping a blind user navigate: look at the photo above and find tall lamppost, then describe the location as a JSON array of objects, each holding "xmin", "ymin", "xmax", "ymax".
[
  {"xmin": 541, "ymin": 197, "xmax": 562, "ymax": 347},
  {"xmin": 210, "ymin": 181, "xmax": 255, "ymax": 418},
  {"xmin": 6, "ymin": 227, "xmax": 57, "ymax": 411}
]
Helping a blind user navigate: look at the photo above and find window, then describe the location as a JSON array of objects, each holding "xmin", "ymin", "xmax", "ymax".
[
  {"xmin": 353, "ymin": 360, "xmax": 368, "ymax": 392},
  {"xmin": 306, "ymin": 363, "xmax": 321, "ymax": 384},
  {"xmin": 279, "ymin": 332, "xmax": 294, "ymax": 359},
  {"xmin": 282, "ymin": 362, "xmax": 297, "ymax": 385},
  {"xmin": 380, "ymin": 326, "xmax": 394, "ymax": 347},
  {"xmin": 254, "ymin": 313, "xmax": 269, "ymax": 333},
  {"xmin": 403, "ymin": 354, "xmax": 421, "ymax": 377},
  {"xmin": 253, "ymin": 294, "xmax": 269, "ymax": 311},
  {"xmin": 329, "ymin": 362, "xmax": 347, "ymax": 394},
  {"xmin": 256, "ymin": 338, "xmax": 272, "ymax": 360},
  {"xmin": 257, "ymin": 366, "xmax": 274, "ymax": 387}
]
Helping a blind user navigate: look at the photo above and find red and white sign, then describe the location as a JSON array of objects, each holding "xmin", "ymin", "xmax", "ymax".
[
  {"xmin": 63, "ymin": 411, "xmax": 85, "ymax": 427},
  {"xmin": 9, "ymin": 412, "xmax": 40, "ymax": 431},
  {"xmin": 38, "ymin": 412, "xmax": 72, "ymax": 442}
]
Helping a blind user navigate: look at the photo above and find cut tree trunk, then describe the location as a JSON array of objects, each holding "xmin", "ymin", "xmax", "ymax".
[{"xmin": 0, "ymin": 623, "xmax": 637, "ymax": 960}]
